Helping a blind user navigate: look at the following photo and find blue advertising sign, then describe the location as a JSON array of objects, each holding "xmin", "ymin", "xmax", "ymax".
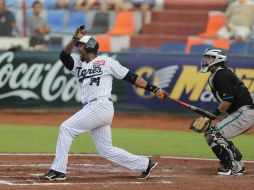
[{"xmin": 123, "ymin": 53, "xmax": 254, "ymax": 113}]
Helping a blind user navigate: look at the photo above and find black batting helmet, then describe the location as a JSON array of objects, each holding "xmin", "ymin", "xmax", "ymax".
[{"xmin": 78, "ymin": 35, "xmax": 99, "ymax": 53}]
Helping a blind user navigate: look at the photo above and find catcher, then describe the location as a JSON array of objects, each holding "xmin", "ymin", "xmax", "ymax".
[{"xmin": 190, "ymin": 48, "xmax": 254, "ymax": 176}]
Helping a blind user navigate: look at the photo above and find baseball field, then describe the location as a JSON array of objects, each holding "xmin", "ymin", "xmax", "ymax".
[{"xmin": 0, "ymin": 111, "xmax": 254, "ymax": 190}]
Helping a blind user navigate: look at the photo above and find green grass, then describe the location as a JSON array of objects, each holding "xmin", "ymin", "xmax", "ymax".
[{"xmin": 0, "ymin": 124, "xmax": 253, "ymax": 160}]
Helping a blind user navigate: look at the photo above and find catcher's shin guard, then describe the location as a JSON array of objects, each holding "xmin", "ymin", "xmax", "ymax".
[
  {"xmin": 204, "ymin": 127, "xmax": 242, "ymax": 168},
  {"xmin": 228, "ymin": 141, "xmax": 242, "ymax": 161}
]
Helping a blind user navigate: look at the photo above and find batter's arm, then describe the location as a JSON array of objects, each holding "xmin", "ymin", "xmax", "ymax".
[
  {"xmin": 63, "ymin": 40, "xmax": 75, "ymax": 54},
  {"xmin": 123, "ymin": 72, "xmax": 167, "ymax": 99},
  {"xmin": 122, "ymin": 72, "xmax": 150, "ymax": 88},
  {"xmin": 59, "ymin": 43, "xmax": 75, "ymax": 71},
  {"xmin": 59, "ymin": 25, "xmax": 86, "ymax": 71},
  {"xmin": 134, "ymin": 75, "xmax": 149, "ymax": 89},
  {"xmin": 136, "ymin": 76, "xmax": 167, "ymax": 100}
]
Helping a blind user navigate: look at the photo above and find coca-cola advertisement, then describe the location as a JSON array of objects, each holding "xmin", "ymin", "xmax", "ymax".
[
  {"xmin": 0, "ymin": 51, "xmax": 125, "ymax": 109},
  {"xmin": 1, "ymin": 51, "xmax": 253, "ymax": 112},
  {"xmin": 0, "ymin": 51, "xmax": 81, "ymax": 108}
]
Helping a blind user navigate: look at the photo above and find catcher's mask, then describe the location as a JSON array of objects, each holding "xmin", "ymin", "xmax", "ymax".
[
  {"xmin": 77, "ymin": 35, "xmax": 99, "ymax": 54},
  {"xmin": 200, "ymin": 48, "xmax": 228, "ymax": 73}
]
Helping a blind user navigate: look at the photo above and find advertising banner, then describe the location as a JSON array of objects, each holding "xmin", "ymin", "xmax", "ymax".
[
  {"xmin": 0, "ymin": 51, "xmax": 124, "ymax": 109},
  {"xmin": 0, "ymin": 51, "xmax": 254, "ymax": 113},
  {"xmin": 123, "ymin": 53, "xmax": 254, "ymax": 113}
]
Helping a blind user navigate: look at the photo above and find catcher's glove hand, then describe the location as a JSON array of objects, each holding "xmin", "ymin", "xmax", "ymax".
[
  {"xmin": 72, "ymin": 25, "xmax": 85, "ymax": 42},
  {"xmin": 190, "ymin": 117, "xmax": 211, "ymax": 133}
]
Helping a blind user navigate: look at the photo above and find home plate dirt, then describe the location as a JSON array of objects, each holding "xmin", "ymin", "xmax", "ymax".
[{"xmin": 0, "ymin": 154, "xmax": 253, "ymax": 190}]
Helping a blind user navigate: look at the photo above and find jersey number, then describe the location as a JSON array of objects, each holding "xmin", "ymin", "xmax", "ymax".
[{"xmin": 90, "ymin": 77, "xmax": 100, "ymax": 86}]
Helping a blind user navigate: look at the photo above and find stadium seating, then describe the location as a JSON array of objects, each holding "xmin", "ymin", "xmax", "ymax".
[
  {"xmin": 229, "ymin": 42, "xmax": 249, "ymax": 55},
  {"xmin": 123, "ymin": 47, "xmax": 152, "ymax": 52},
  {"xmin": 130, "ymin": 0, "xmax": 227, "ymax": 49},
  {"xmin": 213, "ymin": 39, "xmax": 230, "ymax": 50},
  {"xmin": 185, "ymin": 38, "xmax": 205, "ymax": 54},
  {"xmin": 88, "ymin": 12, "xmax": 110, "ymax": 34},
  {"xmin": 190, "ymin": 44, "xmax": 213, "ymax": 54},
  {"xmin": 142, "ymin": 23, "xmax": 205, "ymax": 36},
  {"xmin": 65, "ymin": 11, "xmax": 86, "ymax": 33},
  {"xmin": 25, "ymin": 10, "xmax": 33, "ymax": 35},
  {"xmin": 96, "ymin": 34, "xmax": 111, "ymax": 52},
  {"xmin": 199, "ymin": 13, "xmax": 225, "ymax": 38},
  {"xmin": 47, "ymin": 10, "xmax": 65, "ymax": 32},
  {"xmin": 5, "ymin": 0, "xmax": 16, "ymax": 7},
  {"xmin": 107, "ymin": 12, "xmax": 135, "ymax": 35},
  {"xmin": 43, "ymin": 0, "xmax": 57, "ymax": 9},
  {"xmin": 164, "ymin": 0, "xmax": 228, "ymax": 10},
  {"xmin": 130, "ymin": 35, "xmax": 186, "ymax": 48},
  {"xmin": 10, "ymin": 0, "xmax": 252, "ymax": 55},
  {"xmin": 28, "ymin": 0, "xmax": 37, "ymax": 7},
  {"xmin": 159, "ymin": 42, "xmax": 186, "ymax": 53},
  {"xmin": 16, "ymin": 0, "xmax": 34, "ymax": 8}
]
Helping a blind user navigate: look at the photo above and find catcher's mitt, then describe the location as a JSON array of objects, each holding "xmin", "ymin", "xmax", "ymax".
[{"xmin": 190, "ymin": 117, "xmax": 211, "ymax": 133}]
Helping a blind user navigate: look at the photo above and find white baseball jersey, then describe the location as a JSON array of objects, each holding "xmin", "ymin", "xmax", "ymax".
[
  {"xmin": 71, "ymin": 54, "xmax": 129, "ymax": 104},
  {"xmin": 51, "ymin": 55, "xmax": 149, "ymax": 174}
]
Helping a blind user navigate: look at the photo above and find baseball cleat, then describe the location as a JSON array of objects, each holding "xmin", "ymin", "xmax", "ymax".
[
  {"xmin": 137, "ymin": 158, "xmax": 158, "ymax": 179},
  {"xmin": 217, "ymin": 162, "xmax": 230, "ymax": 173},
  {"xmin": 217, "ymin": 169, "xmax": 244, "ymax": 176},
  {"xmin": 217, "ymin": 165, "xmax": 245, "ymax": 175},
  {"xmin": 217, "ymin": 160, "xmax": 244, "ymax": 176},
  {"xmin": 39, "ymin": 169, "xmax": 66, "ymax": 181}
]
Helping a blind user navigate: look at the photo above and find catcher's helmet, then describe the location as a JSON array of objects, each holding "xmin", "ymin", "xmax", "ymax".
[
  {"xmin": 78, "ymin": 35, "xmax": 99, "ymax": 53},
  {"xmin": 200, "ymin": 48, "xmax": 228, "ymax": 72}
]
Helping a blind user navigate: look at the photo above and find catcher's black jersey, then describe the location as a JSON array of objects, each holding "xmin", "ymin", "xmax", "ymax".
[{"xmin": 208, "ymin": 68, "xmax": 253, "ymax": 114}]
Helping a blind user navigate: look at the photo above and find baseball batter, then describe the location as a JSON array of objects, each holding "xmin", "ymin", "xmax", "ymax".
[
  {"xmin": 39, "ymin": 27, "xmax": 166, "ymax": 180},
  {"xmin": 191, "ymin": 48, "xmax": 254, "ymax": 176}
]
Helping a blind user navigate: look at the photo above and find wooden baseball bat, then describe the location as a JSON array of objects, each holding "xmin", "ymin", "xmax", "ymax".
[{"xmin": 164, "ymin": 95, "xmax": 216, "ymax": 120}]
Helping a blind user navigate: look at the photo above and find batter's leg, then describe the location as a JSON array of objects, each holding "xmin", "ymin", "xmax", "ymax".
[
  {"xmin": 51, "ymin": 105, "xmax": 113, "ymax": 173},
  {"xmin": 91, "ymin": 125, "xmax": 149, "ymax": 171}
]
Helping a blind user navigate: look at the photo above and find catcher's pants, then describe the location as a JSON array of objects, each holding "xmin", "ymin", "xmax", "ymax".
[
  {"xmin": 51, "ymin": 98, "xmax": 149, "ymax": 174},
  {"xmin": 216, "ymin": 105, "xmax": 254, "ymax": 139}
]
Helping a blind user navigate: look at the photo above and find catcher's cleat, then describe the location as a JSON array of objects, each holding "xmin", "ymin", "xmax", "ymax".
[
  {"xmin": 218, "ymin": 161, "xmax": 244, "ymax": 176},
  {"xmin": 137, "ymin": 158, "xmax": 158, "ymax": 179},
  {"xmin": 217, "ymin": 169, "xmax": 244, "ymax": 176},
  {"xmin": 217, "ymin": 162, "xmax": 230, "ymax": 173},
  {"xmin": 39, "ymin": 169, "xmax": 66, "ymax": 181},
  {"xmin": 240, "ymin": 160, "xmax": 246, "ymax": 173},
  {"xmin": 217, "ymin": 163, "xmax": 245, "ymax": 174}
]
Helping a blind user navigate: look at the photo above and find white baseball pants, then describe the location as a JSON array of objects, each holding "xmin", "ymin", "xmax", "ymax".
[{"xmin": 51, "ymin": 98, "xmax": 149, "ymax": 173}]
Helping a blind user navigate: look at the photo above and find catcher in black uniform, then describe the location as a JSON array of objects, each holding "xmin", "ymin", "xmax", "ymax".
[{"xmin": 190, "ymin": 48, "xmax": 254, "ymax": 176}]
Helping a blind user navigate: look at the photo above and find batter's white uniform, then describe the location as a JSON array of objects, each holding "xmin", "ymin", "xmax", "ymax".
[{"xmin": 51, "ymin": 55, "xmax": 149, "ymax": 173}]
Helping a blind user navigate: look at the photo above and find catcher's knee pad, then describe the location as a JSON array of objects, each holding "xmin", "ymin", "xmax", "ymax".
[
  {"xmin": 204, "ymin": 127, "xmax": 242, "ymax": 167},
  {"xmin": 204, "ymin": 127, "xmax": 217, "ymax": 146}
]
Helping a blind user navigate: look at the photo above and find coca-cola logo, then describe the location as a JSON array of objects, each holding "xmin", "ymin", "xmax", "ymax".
[{"xmin": 0, "ymin": 51, "xmax": 81, "ymax": 102}]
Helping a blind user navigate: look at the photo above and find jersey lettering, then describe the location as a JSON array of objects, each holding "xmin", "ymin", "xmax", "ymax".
[
  {"xmin": 76, "ymin": 67, "xmax": 103, "ymax": 83},
  {"xmin": 90, "ymin": 77, "xmax": 100, "ymax": 86}
]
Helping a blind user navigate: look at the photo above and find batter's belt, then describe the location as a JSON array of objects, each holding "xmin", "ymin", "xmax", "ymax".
[{"xmin": 83, "ymin": 97, "xmax": 112, "ymax": 106}]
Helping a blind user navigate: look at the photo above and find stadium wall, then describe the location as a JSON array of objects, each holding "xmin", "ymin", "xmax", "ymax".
[{"xmin": 0, "ymin": 51, "xmax": 254, "ymax": 113}]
